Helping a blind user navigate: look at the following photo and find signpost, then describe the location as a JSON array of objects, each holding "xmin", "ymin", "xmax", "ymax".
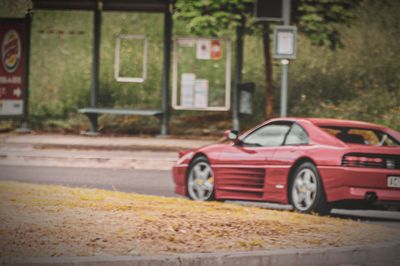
[
  {"xmin": 273, "ymin": 25, "xmax": 296, "ymax": 117},
  {"xmin": 255, "ymin": 0, "xmax": 295, "ymax": 118},
  {"xmin": 0, "ymin": 16, "xmax": 30, "ymax": 130},
  {"xmin": 271, "ymin": 0, "xmax": 294, "ymax": 117}
]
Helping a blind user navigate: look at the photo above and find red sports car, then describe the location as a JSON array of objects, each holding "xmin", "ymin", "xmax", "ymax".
[{"xmin": 172, "ymin": 118, "xmax": 400, "ymax": 214}]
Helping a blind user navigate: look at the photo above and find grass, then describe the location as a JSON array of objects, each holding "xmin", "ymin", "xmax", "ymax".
[{"xmin": 0, "ymin": 181, "xmax": 399, "ymax": 257}]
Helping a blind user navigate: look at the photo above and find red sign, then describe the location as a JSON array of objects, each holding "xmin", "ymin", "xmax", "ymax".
[
  {"xmin": 210, "ymin": 40, "xmax": 222, "ymax": 60},
  {"xmin": 0, "ymin": 19, "xmax": 27, "ymax": 116}
]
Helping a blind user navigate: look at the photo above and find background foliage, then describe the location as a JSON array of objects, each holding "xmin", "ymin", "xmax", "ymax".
[{"xmin": 0, "ymin": 0, "xmax": 399, "ymax": 134}]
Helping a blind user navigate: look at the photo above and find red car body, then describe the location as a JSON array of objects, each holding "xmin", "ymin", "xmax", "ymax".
[{"xmin": 172, "ymin": 118, "xmax": 400, "ymax": 210}]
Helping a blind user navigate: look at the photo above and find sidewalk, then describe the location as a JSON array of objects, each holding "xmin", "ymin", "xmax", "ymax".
[
  {"xmin": 0, "ymin": 133, "xmax": 215, "ymax": 170},
  {"xmin": 4, "ymin": 241, "xmax": 400, "ymax": 266},
  {"xmin": 0, "ymin": 133, "xmax": 215, "ymax": 152}
]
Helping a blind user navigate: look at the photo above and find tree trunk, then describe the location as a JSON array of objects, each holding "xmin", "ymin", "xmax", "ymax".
[{"xmin": 263, "ymin": 21, "xmax": 274, "ymax": 118}]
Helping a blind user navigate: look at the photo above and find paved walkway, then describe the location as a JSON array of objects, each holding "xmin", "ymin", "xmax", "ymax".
[{"xmin": 0, "ymin": 133, "xmax": 215, "ymax": 151}]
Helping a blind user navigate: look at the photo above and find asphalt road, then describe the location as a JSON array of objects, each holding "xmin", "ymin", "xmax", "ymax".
[
  {"xmin": 1, "ymin": 165, "xmax": 399, "ymax": 229},
  {"xmin": 0, "ymin": 165, "xmax": 176, "ymax": 197}
]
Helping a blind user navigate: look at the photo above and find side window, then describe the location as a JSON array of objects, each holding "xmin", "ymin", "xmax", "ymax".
[
  {"xmin": 285, "ymin": 123, "xmax": 309, "ymax": 145},
  {"xmin": 242, "ymin": 123, "xmax": 291, "ymax": 147}
]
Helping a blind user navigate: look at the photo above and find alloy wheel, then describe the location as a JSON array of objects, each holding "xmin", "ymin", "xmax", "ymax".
[
  {"xmin": 187, "ymin": 161, "xmax": 214, "ymax": 201},
  {"xmin": 291, "ymin": 168, "xmax": 317, "ymax": 211}
]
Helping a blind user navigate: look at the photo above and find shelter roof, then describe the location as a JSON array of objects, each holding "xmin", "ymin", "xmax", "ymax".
[{"xmin": 32, "ymin": 0, "xmax": 172, "ymax": 12}]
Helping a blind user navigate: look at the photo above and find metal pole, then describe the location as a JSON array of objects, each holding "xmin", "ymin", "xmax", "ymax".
[
  {"xmin": 90, "ymin": 3, "xmax": 101, "ymax": 132},
  {"xmin": 160, "ymin": 4, "xmax": 172, "ymax": 136},
  {"xmin": 233, "ymin": 22, "xmax": 244, "ymax": 132},
  {"xmin": 280, "ymin": 60, "xmax": 288, "ymax": 117},
  {"xmin": 19, "ymin": 12, "xmax": 31, "ymax": 132},
  {"xmin": 283, "ymin": 0, "xmax": 291, "ymax": 25},
  {"xmin": 280, "ymin": 0, "xmax": 291, "ymax": 117}
]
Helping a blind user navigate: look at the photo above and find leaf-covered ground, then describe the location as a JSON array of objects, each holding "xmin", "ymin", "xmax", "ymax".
[{"xmin": 0, "ymin": 181, "xmax": 398, "ymax": 257}]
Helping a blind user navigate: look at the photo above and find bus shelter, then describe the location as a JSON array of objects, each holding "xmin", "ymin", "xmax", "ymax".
[{"xmin": 31, "ymin": 0, "xmax": 172, "ymax": 135}]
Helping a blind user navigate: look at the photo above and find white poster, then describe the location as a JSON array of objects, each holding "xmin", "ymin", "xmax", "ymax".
[
  {"xmin": 196, "ymin": 39, "xmax": 211, "ymax": 60},
  {"xmin": 180, "ymin": 73, "xmax": 196, "ymax": 107},
  {"xmin": 194, "ymin": 79, "xmax": 209, "ymax": 108},
  {"xmin": 0, "ymin": 100, "xmax": 23, "ymax": 115},
  {"xmin": 277, "ymin": 31, "xmax": 294, "ymax": 55}
]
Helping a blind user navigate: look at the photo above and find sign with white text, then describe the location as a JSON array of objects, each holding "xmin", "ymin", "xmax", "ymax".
[
  {"xmin": 0, "ymin": 19, "xmax": 28, "ymax": 117},
  {"xmin": 273, "ymin": 26, "xmax": 297, "ymax": 60}
]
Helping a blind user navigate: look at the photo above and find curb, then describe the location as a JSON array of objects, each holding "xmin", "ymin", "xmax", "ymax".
[
  {"xmin": 33, "ymin": 143, "xmax": 189, "ymax": 152},
  {"xmin": 3, "ymin": 241, "xmax": 399, "ymax": 266},
  {"xmin": 1, "ymin": 134, "xmax": 215, "ymax": 152}
]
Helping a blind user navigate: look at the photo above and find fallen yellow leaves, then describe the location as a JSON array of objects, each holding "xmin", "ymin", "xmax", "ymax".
[{"xmin": 0, "ymin": 181, "xmax": 398, "ymax": 257}]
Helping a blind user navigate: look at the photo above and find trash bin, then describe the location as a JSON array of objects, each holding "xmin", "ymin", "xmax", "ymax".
[{"xmin": 238, "ymin": 82, "xmax": 255, "ymax": 115}]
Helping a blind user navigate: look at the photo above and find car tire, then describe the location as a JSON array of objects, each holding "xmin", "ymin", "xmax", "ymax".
[
  {"xmin": 289, "ymin": 162, "xmax": 331, "ymax": 215},
  {"xmin": 186, "ymin": 156, "xmax": 215, "ymax": 201}
]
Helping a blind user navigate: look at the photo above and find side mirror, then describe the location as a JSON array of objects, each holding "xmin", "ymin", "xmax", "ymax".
[{"xmin": 224, "ymin": 129, "xmax": 239, "ymax": 141}]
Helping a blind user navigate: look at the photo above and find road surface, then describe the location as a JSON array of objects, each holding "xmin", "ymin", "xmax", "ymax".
[
  {"xmin": 1, "ymin": 165, "xmax": 399, "ymax": 229},
  {"xmin": 0, "ymin": 165, "xmax": 176, "ymax": 197}
]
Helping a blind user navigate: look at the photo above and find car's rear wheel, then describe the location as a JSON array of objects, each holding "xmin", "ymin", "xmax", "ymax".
[
  {"xmin": 290, "ymin": 162, "xmax": 330, "ymax": 215},
  {"xmin": 187, "ymin": 156, "xmax": 215, "ymax": 201}
]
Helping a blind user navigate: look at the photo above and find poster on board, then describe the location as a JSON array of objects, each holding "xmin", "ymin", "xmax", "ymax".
[
  {"xmin": 196, "ymin": 39, "xmax": 211, "ymax": 60},
  {"xmin": 194, "ymin": 79, "xmax": 208, "ymax": 108},
  {"xmin": 180, "ymin": 73, "xmax": 195, "ymax": 107},
  {"xmin": 0, "ymin": 18, "xmax": 28, "ymax": 117},
  {"xmin": 210, "ymin": 40, "xmax": 222, "ymax": 60}
]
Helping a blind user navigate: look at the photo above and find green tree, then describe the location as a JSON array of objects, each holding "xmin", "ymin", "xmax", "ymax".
[
  {"xmin": 0, "ymin": 0, "xmax": 31, "ymax": 17},
  {"xmin": 292, "ymin": 0, "xmax": 361, "ymax": 49},
  {"xmin": 174, "ymin": 0, "xmax": 360, "ymax": 118}
]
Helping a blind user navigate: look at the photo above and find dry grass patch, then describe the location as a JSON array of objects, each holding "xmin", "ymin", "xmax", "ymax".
[{"xmin": 0, "ymin": 181, "xmax": 398, "ymax": 257}]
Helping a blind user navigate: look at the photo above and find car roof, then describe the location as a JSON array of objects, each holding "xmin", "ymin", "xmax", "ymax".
[
  {"xmin": 267, "ymin": 117, "xmax": 384, "ymax": 129},
  {"xmin": 304, "ymin": 118, "xmax": 386, "ymax": 130},
  {"xmin": 267, "ymin": 117, "xmax": 385, "ymax": 131}
]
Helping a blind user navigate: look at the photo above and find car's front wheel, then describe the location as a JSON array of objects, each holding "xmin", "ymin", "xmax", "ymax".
[
  {"xmin": 290, "ymin": 162, "xmax": 330, "ymax": 215},
  {"xmin": 187, "ymin": 156, "xmax": 215, "ymax": 201}
]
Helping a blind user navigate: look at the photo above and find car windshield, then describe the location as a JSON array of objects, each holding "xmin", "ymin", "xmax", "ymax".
[{"xmin": 320, "ymin": 126, "xmax": 400, "ymax": 146}]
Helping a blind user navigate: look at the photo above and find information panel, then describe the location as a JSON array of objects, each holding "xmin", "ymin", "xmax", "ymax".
[
  {"xmin": 0, "ymin": 18, "xmax": 28, "ymax": 117},
  {"xmin": 172, "ymin": 37, "xmax": 231, "ymax": 111},
  {"xmin": 273, "ymin": 26, "xmax": 297, "ymax": 59}
]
